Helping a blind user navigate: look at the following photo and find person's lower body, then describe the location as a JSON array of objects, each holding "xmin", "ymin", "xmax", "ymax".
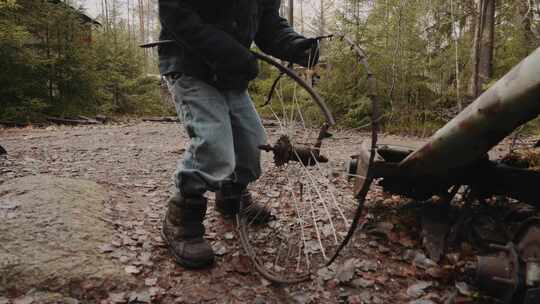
[{"xmin": 162, "ymin": 73, "xmax": 270, "ymax": 268}]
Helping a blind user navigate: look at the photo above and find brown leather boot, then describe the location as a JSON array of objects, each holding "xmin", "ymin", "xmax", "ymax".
[
  {"xmin": 215, "ymin": 183, "xmax": 275, "ymax": 224},
  {"xmin": 161, "ymin": 193, "xmax": 214, "ymax": 269}
]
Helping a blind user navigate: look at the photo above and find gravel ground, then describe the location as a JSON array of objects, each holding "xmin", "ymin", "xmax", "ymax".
[{"xmin": 1, "ymin": 121, "xmax": 538, "ymax": 303}]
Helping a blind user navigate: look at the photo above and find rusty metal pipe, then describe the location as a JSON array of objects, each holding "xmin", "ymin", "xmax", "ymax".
[{"xmin": 400, "ymin": 47, "xmax": 540, "ymax": 176}]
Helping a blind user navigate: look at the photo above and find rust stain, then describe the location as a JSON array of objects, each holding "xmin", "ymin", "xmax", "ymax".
[{"xmin": 458, "ymin": 117, "xmax": 476, "ymax": 131}]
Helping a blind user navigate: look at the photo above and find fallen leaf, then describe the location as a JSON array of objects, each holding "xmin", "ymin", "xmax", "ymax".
[
  {"xmin": 351, "ymin": 278, "xmax": 375, "ymax": 288},
  {"xmin": 317, "ymin": 267, "xmax": 335, "ymax": 281},
  {"xmin": 233, "ymin": 255, "xmax": 251, "ymax": 275},
  {"xmin": 358, "ymin": 260, "xmax": 378, "ymax": 272},
  {"xmin": 407, "ymin": 281, "xmax": 433, "ymax": 299},
  {"xmin": 335, "ymin": 258, "xmax": 357, "ymax": 283}
]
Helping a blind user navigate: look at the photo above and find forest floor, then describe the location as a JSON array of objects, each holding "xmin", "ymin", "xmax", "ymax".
[{"xmin": 0, "ymin": 121, "xmax": 538, "ymax": 304}]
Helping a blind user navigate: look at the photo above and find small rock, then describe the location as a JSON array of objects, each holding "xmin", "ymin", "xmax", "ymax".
[
  {"xmin": 426, "ymin": 267, "xmax": 444, "ymax": 279},
  {"xmin": 108, "ymin": 292, "xmax": 127, "ymax": 303},
  {"xmin": 304, "ymin": 240, "xmax": 321, "ymax": 253},
  {"xmin": 149, "ymin": 287, "xmax": 164, "ymax": 299},
  {"xmin": 407, "ymin": 281, "xmax": 433, "ymax": 299},
  {"xmin": 260, "ymin": 278, "xmax": 271, "ymax": 287},
  {"xmin": 402, "ymin": 249, "xmax": 417, "ymax": 261},
  {"xmin": 0, "ymin": 201, "xmax": 18, "ymax": 210},
  {"xmin": 378, "ymin": 245, "xmax": 390, "ymax": 253},
  {"xmin": 455, "ymin": 281, "xmax": 473, "ymax": 296},
  {"xmin": 267, "ymin": 191, "xmax": 280, "ymax": 198},
  {"xmin": 359, "ymin": 291, "xmax": 372, "ymax": 302},
  {"xmin": 446, "ymin": 253, "xmax": 460, "ymax": 265},
  {"xmin": 119, "ymin": 255, "xmax": 131, "ymax": 264},
  {"xmin": 291, "ymin": 291, "xmax": 312, "ymax": 304},
  {"xmin": 213, "ymin": 241, "xmax": 228, "ymax": 256},
  {"xmin": 12, "ymin": 296, "xmax": 34, "ymax": 304},
  {"xmin": 125, "ymin": 265, "xmax": 141, "ymax": 275},
  {"xmin": 351, "ymin": 278, "xmax": 375, "ymax": 289},
  {"xmin": 368, "ymin": 240, "xmax": 378, "ymax": 247},
  {"xmin": 144, "ymin": 277, "xmax": 158, "ymax": 287},
  {"xmin": 139, "ymin": 252, "xmax": 153, "ymax": 266},
  {"xmin": 99, "ymin": 244, "xmax": 115, "ymax": 253},
  {"xmin": 408, "ymin": 300, "xmax": 436, "ymax": 304},
  {"xmin": 413, "ymin": 253, "xmax": 437, "ymax": 270},
  {"xmin": 347, "ymin": 295, "xmax": 362, "ymax": 304}
]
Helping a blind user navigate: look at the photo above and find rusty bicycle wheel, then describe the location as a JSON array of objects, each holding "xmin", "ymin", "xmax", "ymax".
[{"xmin": 238, "ymin": 39, "xmax": 379, "ymax": 283}]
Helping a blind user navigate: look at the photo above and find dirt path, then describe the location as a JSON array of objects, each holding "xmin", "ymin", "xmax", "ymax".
[{"xmin": 1, "ymin": 121, "xmax": 534, "ymax": 303}]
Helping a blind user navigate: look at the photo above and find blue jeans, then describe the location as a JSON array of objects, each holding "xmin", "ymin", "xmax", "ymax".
[{"xmin": 166, "ymin": 74, "xmax": 267, "ymax": 196}]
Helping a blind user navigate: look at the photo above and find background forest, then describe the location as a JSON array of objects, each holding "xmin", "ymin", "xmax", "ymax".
[{"xmin": 1, "ymin": 0, "xmax": 539, "ymax": 134}]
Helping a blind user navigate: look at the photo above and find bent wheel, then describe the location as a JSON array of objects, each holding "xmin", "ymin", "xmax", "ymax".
[{"xmin": 237, "ymin": 45, "xmax": 378, "ymax": 283}]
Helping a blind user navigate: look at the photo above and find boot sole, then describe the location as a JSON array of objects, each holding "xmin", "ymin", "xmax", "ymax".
[{"xmin": 160, "ymin": 220, "xmax": 215, "ymax": 269}]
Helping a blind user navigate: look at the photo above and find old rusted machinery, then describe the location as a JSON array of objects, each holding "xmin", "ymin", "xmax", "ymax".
[
  {"xmin": 347, "ymin": 47, "xmax": 540, "ymax": 302},
  {"xmin": 350, "ymin": 47, "xmax": 540, "ymax": 205},
  {"xmin": 475, "ymin": 218, "xmax": 540, "ymax": 303}
]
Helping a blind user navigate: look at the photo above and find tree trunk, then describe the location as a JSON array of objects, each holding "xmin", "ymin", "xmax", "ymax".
[
  {"xmin": 299, "ymin": 0, "xmax": 304, "ymax": 34},
  {"xmin": 519, "ymin": 0, "xmax": 535, "ymax": 52},
  {"xmin": 319, "ymin": 0, "xmax": 325, "ymax": 36},
  {"xmin": 288, "ymin": 0, "xmax": 294, "ymax": 28},
  {"xmin": 469, "ymin": 0, "xmax": 496, "ymax": 98}
]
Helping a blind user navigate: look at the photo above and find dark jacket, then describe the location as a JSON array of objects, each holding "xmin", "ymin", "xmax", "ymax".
[{"xmin": 158, "ymin": 0, "xmax": 315, "ymax": 90}]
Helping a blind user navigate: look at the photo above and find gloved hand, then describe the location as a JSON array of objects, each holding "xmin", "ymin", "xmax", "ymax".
[{"xmin": 291, "ymin": 38, "xmax": 320, "ymax": 68}]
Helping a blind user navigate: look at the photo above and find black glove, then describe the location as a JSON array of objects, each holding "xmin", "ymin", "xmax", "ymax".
[{"xmin": 291, "ymin": 38, "xmax": 320, "ymax": 68}]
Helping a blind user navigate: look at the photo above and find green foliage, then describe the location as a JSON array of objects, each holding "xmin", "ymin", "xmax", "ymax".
[
  {"xmin": 250, "ymin": 60, "xmax": 326, "ymax": 128},
  {"xmin": 0, "ymin": 0, "xmax": 168, "ymax": 123},
  {"xmin": 3, "ymin": 0, "xmax": 539, "ymax": 132},
  {"xmin": 250, "ymin": 0, "xmax": 540, "ymax": 135}
]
